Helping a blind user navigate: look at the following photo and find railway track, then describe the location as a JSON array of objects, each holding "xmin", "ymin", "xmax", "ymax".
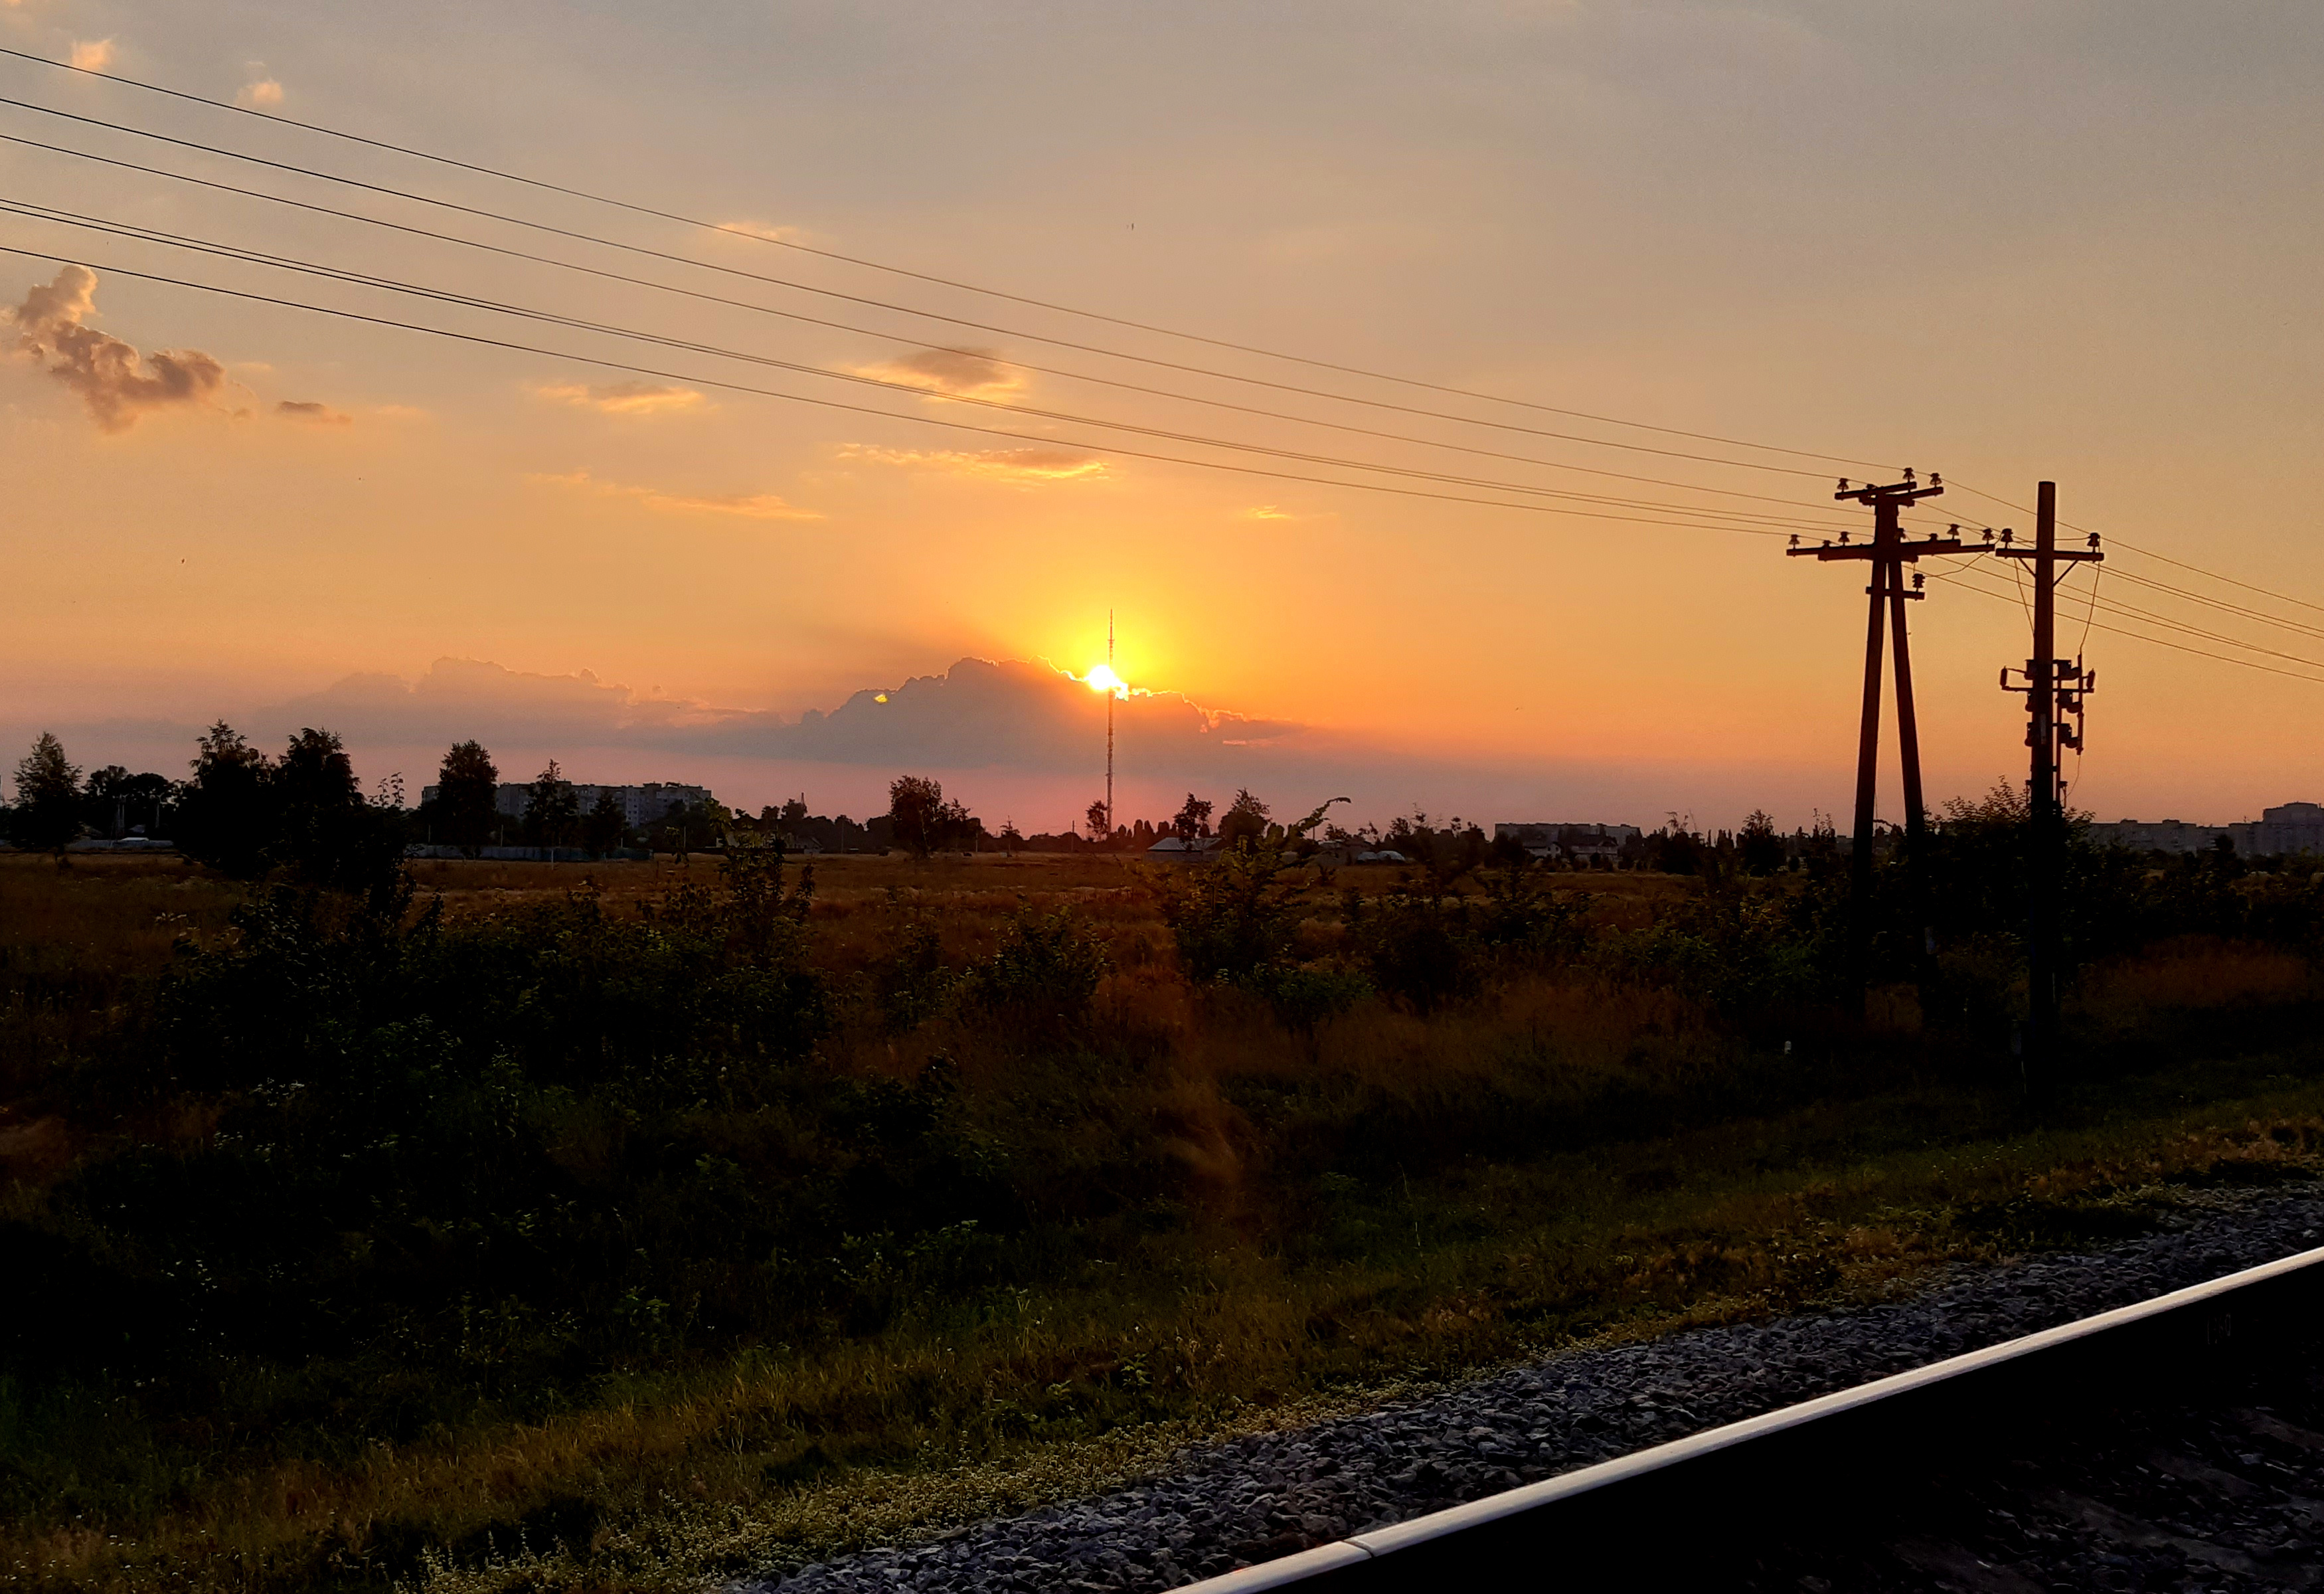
[{"xmin": 1184, "ymin": 1245, "xmax": 2324, "ymax": 1591}]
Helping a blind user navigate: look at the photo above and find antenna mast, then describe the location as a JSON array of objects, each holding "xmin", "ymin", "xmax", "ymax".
[{"xmin": 1106, "ymin": 610, "xmax": 1116, "ymax": 844}]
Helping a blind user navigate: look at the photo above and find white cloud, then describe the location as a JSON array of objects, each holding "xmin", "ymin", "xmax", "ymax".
[
  {"xmin": 837, "ymin": 442, "xmax": 1108, "ymax": 484},
  {"xmin": 68, "ymin": 37, "xmax": 112, "ymax": 70},
  {"xmin": 239, "ymin": 77, "xmax": 284, "ymax": 108},
  {"xmin": 530, "ymin": 379, "xmax": 708, "ymax": 416},
  {"xmin": 532, "ymin": 468, "xmax": 819, "ymax": 521},
  {"xmin": 5, "ymin": 265, "xmax": 228, "ymax": 432}
]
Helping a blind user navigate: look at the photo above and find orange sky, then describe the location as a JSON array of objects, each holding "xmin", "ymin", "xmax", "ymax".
[{"xmin": 4, "ymin": 3, "xmax": 2321, "ymax": 832}]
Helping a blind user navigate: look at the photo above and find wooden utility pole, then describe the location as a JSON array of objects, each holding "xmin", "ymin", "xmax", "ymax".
[
  {"xmin": 1995, "ymin": 482, "xmax": 2102, "ymax": 1085},
  {"xmin": 1787, "ymin": 472, "xmax": 1977, "ymax": 990}
]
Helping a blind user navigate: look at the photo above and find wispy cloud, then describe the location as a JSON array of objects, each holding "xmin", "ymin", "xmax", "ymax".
[
  {"xmin": 68, "ymin": 37, "xmax": 112, "ymax": 70},
  {"xmin": 853, "ymin": 346, "xmax": 1022, "ymax": 400},
  {"xmin": 531, "ymin": 379, "xmax": 708, "ymax": 417},
  {"xmin": 238, "ymin": 76, "xmax": 284, "ymax": 108},
  {"xmin": 277, "ymin": 399, "xmax": 350, "ymax": 426},
  {"xmin": 839, "ymin": 443, "xmax": 1109, "ymax": 484},
  {"xmin": 533, "ymin": 468, "xmax": 819, "ymax": 521},
  {"xmin": 718, "ymin": 220, "xmax": 811, "ymax": 245},
  {"xmin": 5, "ymin": 265, "xmax": 228, "ymax": 431}
]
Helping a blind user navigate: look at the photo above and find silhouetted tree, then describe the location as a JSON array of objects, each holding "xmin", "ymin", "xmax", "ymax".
[
  {"xmin": 434, "ymin": 741, "xmax": 499, "ymax": 855},
  {"xmin": 1738, "ymin": 810, "xmax": 1785, "ymax": 876},
  {"xmin": 1173, "ymin": 792, "xmax": 1214, "ymax": 843},
  {"xmin": 11, "ymin": 732, "xmax": 82, "ymax": 855},
  {"xmin": 275, "ymin": 727, "xmax": 402, "ymax": 897},
  {"xmin": 584, "ymin": 788, "xmax": 626, "ymax": 854},
  {"xmin": 1217, "ymin": 788, "xmax": 1271, "ymax": 851},
  {"xmin": 889, "ymin": 775, "xmax": 948, "ymax": 859},
  {"xmin": 81, "ymin": 765, "xmax": 173, "ymax": 839},
  {"xmin": 1085, "ymin": 798, "xmax": 1110, "ymax": 842},
  {"xmin": 175, "ymin": 722, "xmax": 275, "ymax": 877},
  {"xmin": 523, "ymin": 760, "xmax": 580, "ymax": 847}
]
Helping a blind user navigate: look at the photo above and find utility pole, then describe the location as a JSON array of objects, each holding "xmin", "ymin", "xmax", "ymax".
[
  {"xmin": 1995, "ymin": 482, "xmax": 2102, "ymax": 1086},
  {"xmin": 1787, "ymin": 471, "xmax": 1977, "ymax": 994},
  {"xmin": 1106, "ymin": 609, "xmax": 1116, "ymax": 844}
]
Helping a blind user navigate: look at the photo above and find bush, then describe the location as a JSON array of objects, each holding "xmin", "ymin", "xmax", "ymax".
[{"xmin": 961, "ymin": 908, "xmax": 1111, "ymax": 1027}]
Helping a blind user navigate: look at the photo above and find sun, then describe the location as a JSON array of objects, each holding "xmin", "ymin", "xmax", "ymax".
[{"xmin": 1084, "ymin": 663, "xmax": 1127, "ymax": 697}]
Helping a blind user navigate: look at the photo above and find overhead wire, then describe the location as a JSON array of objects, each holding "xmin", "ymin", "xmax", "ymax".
[
  {"xmin": 0, "ymin": 199, "xmax": 1867, "ymax": 533},
  {"xmin": 0, "ymin": 88, "xmax": 1854, "ymax": 484},
  {"xmin": 0, "ymin": 239, "xmax": 1817, "ymax": 540},
  {"xmin": 0, "ymin": 42, "xmax": 1901, "ymax": 472},
  {"xmin": 0, "ymin": 135, "xmax": 1874, "ymax": 527}
]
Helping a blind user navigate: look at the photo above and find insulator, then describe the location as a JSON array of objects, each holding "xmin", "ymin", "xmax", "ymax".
[
  {"xmin": 1787, "ymin": 533, "xmax": 1799, "ymax": 547},
  {"xmin": 1913, "ymin": 571, "xmax": 1926, "ymax": 590}
]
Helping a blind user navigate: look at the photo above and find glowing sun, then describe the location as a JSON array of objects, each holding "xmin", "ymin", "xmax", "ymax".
[{"xmin": 1084, "ymin": 663, "xmax": 1127, "ymax": 697}]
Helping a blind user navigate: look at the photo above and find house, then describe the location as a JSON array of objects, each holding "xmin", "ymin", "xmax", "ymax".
[
  {"xmin": 1493, "ymin": 822, "xmax": 1642, "ymax": 866},
  {"xmin": 1146, "ymin": 835, "xmax": 1222, "ymax": 861}
]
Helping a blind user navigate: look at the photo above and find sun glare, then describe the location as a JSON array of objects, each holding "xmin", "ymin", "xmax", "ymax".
[{"xmin": 1084, "ymin": 663, "xmax": 1127, "ymax": 697}]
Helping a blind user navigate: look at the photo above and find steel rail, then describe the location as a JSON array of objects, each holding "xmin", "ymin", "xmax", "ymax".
[{"xmin": 1181, "ymin": 1241, "xmax": 2324, "ymax": 1591}]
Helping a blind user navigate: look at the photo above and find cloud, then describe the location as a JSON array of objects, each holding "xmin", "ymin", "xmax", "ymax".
[
  {"xmin": 68, "ymin": 37, "xmax": 112, "ymax": 70},
  {"xmin": 5, "ymin": 266, "xmax": 228, "ymax": 431},
  {"xmin": 277, "ymin": 399, "xmax": 351, "ymax": 426},
  {"xmin": 264, "ymin": 656, "xmax": 1300, "ymax": 776},
  {"xmin": 718, "ymin": 220, "xmax": 811, "ymax": 244},
  {"xmin": 853, "ymin": 346, "xmax": 1022, "ymax": 399},
  {"xmin": 239, "ymin": 77, "xmax": 284, "ymax": 108},
  {"xmin": 530, "ymin": 379, "xmax": 708, "ymax": 416},
  {"xmin": 838, "ymin": 443, "xmax": 1109, "ymax": 484},
  {"xmin": 532, "ymin": 468, "xmax": 819, "ymax": 521}
]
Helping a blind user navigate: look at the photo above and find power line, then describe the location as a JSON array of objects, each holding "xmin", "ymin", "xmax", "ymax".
[
  {"xmin": 1926, "ymin": 563, "xmax": 2324, "ymax": 686},
  {"xmin": 0, "ymin": 239, "xmax": 1814, "ymax": 540},
  {"xmin": 0, "ymin": 43, "xmax": 1902, "ymax": 474},
  {"xmin": 0, "ymin": 199, "xmax": 1865, "ymax": 533},
  {"xmin": 0, "ymin": 90, "xmax": 1866, "ymax": 486},
  {"xmin": 0, "ymin": 134, "xmax": 1872, "ymax": 527}
]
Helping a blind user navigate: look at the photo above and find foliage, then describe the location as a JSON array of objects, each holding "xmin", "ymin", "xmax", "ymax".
[
  {"xmin": 887, "ymin": 776, "xmax": 977, "ymax": 860},
  {"xmin": 9, "ymin": 731, "xmax": 81, "ymax": 853},
  {"xmin": 523, "ymin": 760, "xmax": 581, "ymax": 847},
  {"xmin": 959, "ymin": 908, "xmax": 1111, "ymax": 1028},
  {"xmin": 434, "ymin": 740, "xmax": 501, "ymax": 855},
  {"xmin": 173, "ymin": 721, "xmax": 276, "ymax": 877}
]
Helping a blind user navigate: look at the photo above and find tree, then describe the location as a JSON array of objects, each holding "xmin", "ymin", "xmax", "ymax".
[
  {"xmin": 889, "ymin": 775, "xmax": 948, "ymax": 859},
  {"xmin": 1085, "ymin": 798, "xmax": 1110, "ymax": 842},
  {"xmin": 584, "ymin": 788, "xmax": 626, "ymax": 855},
  {"xmin": 1173, "ymin": 792, "xmax": 1214, "ymax": 843},
  {"xmin": 175, "ymin": 722, "xmax": 275, "ymax": 877},
  {"xmin": 523, "ymin": 760, "xmax": 580, "ymax": 847},
  {"xmin": 11, "ymin": 733, "xmax": 82, "ymax": 853},
  {"xmin": 1738, "ymin": 809, "xmax": 1785, "ymax": 876},
  {"xmin": 435, "ymin": 741, "xmax": 499, "ymax": 855},
  {"xmin": 1216, "ymin": 788, "xmax": 1271, "ymax": 851},
  {"xmin": 274, "ymin": 727, "xmax": 402, "ymax": 897},
  {"xmin": 999, "ymin": 817, "xmax": 1023, "ymax": 855},
  {"xmin": 82, "ymin": 765, "xmax": 174, "ymax": 838}
]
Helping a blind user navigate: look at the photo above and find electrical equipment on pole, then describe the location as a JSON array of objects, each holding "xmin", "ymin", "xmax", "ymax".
[
  {"xmin": 1993, "ymin": 482, "xmax": 2102, "ymax": 1083},
  {"xmin": 1785, "ymin": 472, "xmax": 1980, "ymax": 992}
]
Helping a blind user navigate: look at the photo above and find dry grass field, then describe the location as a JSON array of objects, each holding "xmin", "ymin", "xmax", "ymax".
[{"xmin": 5, "ymin": 847, "xmax": 2323, "ymax": 1593}]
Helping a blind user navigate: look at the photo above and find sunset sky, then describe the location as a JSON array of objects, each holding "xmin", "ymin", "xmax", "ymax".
[{"xmin": 3, "ymin": 2, "xmax": 2320, "ymax": 833}]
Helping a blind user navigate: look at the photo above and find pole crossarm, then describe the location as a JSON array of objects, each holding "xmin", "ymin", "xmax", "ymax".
[{"xmin": 1787, "ymin": 535, "xmax": 1976, "ymax": 563}]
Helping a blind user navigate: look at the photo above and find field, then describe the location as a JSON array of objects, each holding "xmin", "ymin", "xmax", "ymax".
[{"xmin": 5, "ymin": 845, "xmax": 2324, "ymax": 1593}]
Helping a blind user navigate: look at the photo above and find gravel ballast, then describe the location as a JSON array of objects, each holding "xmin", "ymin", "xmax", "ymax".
[{"xmin": 740, "ymin": 1188, "xmax": 2324, "ymax": 1592}]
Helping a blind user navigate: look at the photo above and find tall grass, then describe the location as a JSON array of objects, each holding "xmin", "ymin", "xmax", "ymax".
[{"xmin": 3, "ymin": 852, "xmax": 2323, "ymax": 1593}]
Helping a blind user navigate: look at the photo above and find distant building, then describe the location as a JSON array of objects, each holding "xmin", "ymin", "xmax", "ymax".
[
  {"xmin": 2087, "ymin": 818, "xmax": 2230, "ymax": 855},
  {"xmin": 419, "ymin": 780, "xmax": 714, "ymax": 830},
  {"xmin": 1146, "ymin": 835, "xmax": 1222, "ymax": 860},
  {"xmin": 2089, "ymin": 802, "xmax": 2324, "ymax": 857},
  {"xmin": 1494, "ymin": 822, "xmax": 1642, "ymax": 865}
]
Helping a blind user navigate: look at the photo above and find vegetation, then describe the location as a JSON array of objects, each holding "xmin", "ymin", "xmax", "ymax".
[{"xmin": 7, "ymin": 783, "xmax": 2324, "ymax": 1593}]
